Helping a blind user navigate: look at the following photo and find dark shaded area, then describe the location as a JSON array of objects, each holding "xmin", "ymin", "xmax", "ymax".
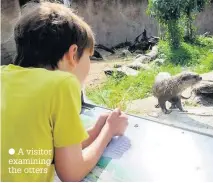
[
  {"xmin": 91, "ymin": 44, "xmax": 116, "ymax": 61},
  {"xmin": 18, "ymin": 0, "xmax": 40, "ymax": 7},
  {"xmin": 128, "ymin": 29, "xmax": 158, "ymax": 52},
  {"xmin": 167, "ymin": 45, "xmax": 199, "ymax": 66},
  {"xmin": 1, "ymin": 35, "xmax": 16, "ymax": 65},
  {"xmin": 111, "ymin": 41, "xmax": 132, "ymax": 50},
  {"xmin": 1, "ymin": 43, "xmax": 15, "ymax": 65},
  {"xmin": 91, "ymin": 50, "xmax": 104, "ymax": 60},
  {"xmin": 92, "ymin": 29, "xmax": 159, "ymax": 60},
  {"xmin": 95, "ymin": 44, "xmax": 115, "ymax": 54}
]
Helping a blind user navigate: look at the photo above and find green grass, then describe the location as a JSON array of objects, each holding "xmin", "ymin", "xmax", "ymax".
[
  {"xmin": 86, "ymin": 36, "xmax": 213, "ymax": 110},
  {"xmin": 86, "ymin": 64, "xmax": 182, "ymax": 110},
  {"xmin": 184, "ymin": 100, "xmax": 200, "ymax": 107},
  {"xmin": 158, "ymin": 37, "xmax": 213, "ymax": 66},
  {"xmin": 194, "ymin": 53, "xmax": 213, "ymax": 73}
]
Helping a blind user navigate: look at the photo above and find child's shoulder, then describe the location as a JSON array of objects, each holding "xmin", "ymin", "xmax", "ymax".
[
  {"xmin": 1, "ymin": 64, "xmax": 80, "ymax": 89},
  {"xmin": 49, "ymin": 70, "xmax": 78, "ymax": 83},
  {"xmin": 43, "ymin": 69, "xmax": 80, "ymax": 89}
]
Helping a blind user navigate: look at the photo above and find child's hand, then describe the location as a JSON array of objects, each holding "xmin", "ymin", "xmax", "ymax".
[
  {"xmin": 82, "ymin": 112, "xmax": 110, "ymax": 149},
  {"xmin": 94, "ymin": 112, "xmax": 110, "ymax": 131},
  {"xmin": 105, "ymin": 108, "xmax": 128, "ymax": 136}
]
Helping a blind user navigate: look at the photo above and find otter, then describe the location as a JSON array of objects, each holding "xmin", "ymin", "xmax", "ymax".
[{"xmin": 153, "ymin": 72, "xmax": 202, "ymax": 114}]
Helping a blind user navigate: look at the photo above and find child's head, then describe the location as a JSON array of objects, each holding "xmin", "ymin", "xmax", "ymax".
[{"xmin": 14, "ymin": 2, "xmax": 95, "ymax": 84}]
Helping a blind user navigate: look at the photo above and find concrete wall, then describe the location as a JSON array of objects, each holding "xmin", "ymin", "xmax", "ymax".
[
  {"xmin": 71, "ymin": 0, "xmax": 213, "ymax": 47},
  {"xmin": 1, "ymin": 0, "xmax": 213, "ymax": 49},
  {"xmin": 1, "ymin": 0, "xmax": 21, "ymax": 43},
  {"xmin": 195, "ymin": 4, "xmax": 213, "ymax": 34},
  {"xmin": 1, "ymin": 0, "xmax": 21, "ymax": 64}
]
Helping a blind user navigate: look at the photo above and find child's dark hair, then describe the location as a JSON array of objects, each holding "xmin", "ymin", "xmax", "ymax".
[{"xmin": 14, "ymin": 2, "xmax": 95, "ymax": 69}]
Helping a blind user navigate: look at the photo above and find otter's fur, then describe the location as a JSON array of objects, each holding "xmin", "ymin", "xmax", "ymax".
[{"xmin": 153, "ymin": 72, "xmax": 202, "ymax": 114}]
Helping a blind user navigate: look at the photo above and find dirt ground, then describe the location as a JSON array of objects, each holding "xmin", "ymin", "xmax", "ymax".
[
  {"xmin": 85, "ymin": 59, "xmax": 132, "ymax": 88},
  {"xmin": 85, "ymin": 61, "xmax": 110, "ymax": 87}
]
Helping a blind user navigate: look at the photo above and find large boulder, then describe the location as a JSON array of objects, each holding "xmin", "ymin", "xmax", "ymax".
[
  {"xmin": 135, "ymin": 54, "xmax": 143, "ymax": 59},
  {"xmin": 90, "ymin": 56, "xmax": 104, "ymax": 61},
  {"xmin": 151, "ymin": 59, "xmax": 165, "ymax": 66},
  {"xmin": 133, "ymin": 55, "xmax": 151, "ymax": 64},
  {"xmin": 145, "ymin": 45, "xmax": 158, "ymax": 61},
  {"xmin": 104, "ymin": 66, "xmax": 139, "ymax": 78},
  {"xmin": 127, "ymin": 61, "xmax": 150, "ymax": 70},
  {"xmin": 120, "ymin": 49, "xmax": 132, "ymax": 57},
  {"xmin": 134, "ymin": 50, "xmax": 144, "ymax": 54},
  {"xmin": 194, "ymin": 83, "xmax": 213, "ymax": 96},
  {"xmin": 189, "ymin": 72, "xmax": 213, "ymax": 106},
  {"xmin": 148, "ymin": 36, "xmax": 160, "ymax": 45}
]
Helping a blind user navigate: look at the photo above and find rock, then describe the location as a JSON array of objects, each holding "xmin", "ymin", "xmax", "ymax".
[
  {"xmin": 120, "ymin": 49, "xmax": 132, "ymax": 57},
  {"xmin": 194, "ymin": 83, "xmax": 213, "ymax": 95},
  {"xmin": 148, "ymin": 36, "xmax": 160, "ymax": 45},
  {"xmin": 191, "ymin": 72, "xmax": 213, "ymax": 106},
  {"xmin": 152, "ymin": 59, "xmax": 165, "ymax": 66},
  {"xmin": 182, "ymin": 87, "xmax": 193, "ymax": 99},
  {"xmin": 194, "ymin": 72, "xmax": 213, "ymax": 96},
  {"xmin": 134, "ymin": 50, "xmax": 144, "ymax": 54},
  {"xmin": 145, "ymin": 45, "xmax": 158, "ymax": 60},
  {"xmin": 104, "ymin": 66, "xmax": 139, "ymax": 77},
  {"xmin": 135, "ymin": 54, "xmax": 143, "ymax": 59},
  {"xmin": 117, "ymin": 66, "xmax": 139, "ymax": 76},
  {"xmin": 113, "ymin": 64, "xmax": 122, "ymax": 68},
  {"xmin": 133, "ymin": 55, "xmax": 151, "ymax": 64},
  {"xmin": 90, "ymin": 56, "xmax": 104, "ymax": 61},
  {"xmin": 193, "ymin": 95, "xmax": 213, "ymax": 106},
  {"xmin": 95, "ymin": 48, "xmax": 112, "ymax": 57},
  {"xmin": 104, "ymin": 69, "xmax": 114, "ymax": 76},
  {"xmin": 127, "ymin": 61, "xmax": 150, "ymax": 70}
]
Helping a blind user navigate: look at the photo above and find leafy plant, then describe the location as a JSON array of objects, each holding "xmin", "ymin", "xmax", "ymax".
[
  {"xmin": 183, "ymin": 0, "xmax": 210, "ymax": 42},
  {"xmin": 147, "ymin": 0, "xmax": 187, "ymax": 49}
]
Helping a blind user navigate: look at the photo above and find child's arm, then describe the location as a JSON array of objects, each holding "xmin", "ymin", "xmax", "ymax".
[
  {"xmin": 52, "ymin": 78, "xmax": 128, "ymax": 181},
  {"xmin": 82, "ymin": 113, "xmax": 109, "ymax": 149},
  {"xmin": 54, "ymin": 109, "xmax": 128, "ymax": 182}
]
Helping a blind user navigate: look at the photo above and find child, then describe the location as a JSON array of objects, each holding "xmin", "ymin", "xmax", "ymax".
[{"xmin": 1, "ymin": 2, "xmax": 128, "ymax": 182}]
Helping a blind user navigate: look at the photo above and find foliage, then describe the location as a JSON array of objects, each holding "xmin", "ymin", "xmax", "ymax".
[
  {"xmin": 147, "ymin": 0, "xmax": 185, "ymax": 23},
  {"xmin": 147, "ymin": 0, "xmax": 211, "ymax": 48},
  {"xmin": 86, "ymin": 36, "xmax": 213, "ymax": 110},
  {"xmin": 147, "ymin": 0, "xmax": 187, "ymax": 49},
  {"xmin": 158, "ymin": 40, "xmax": 201, "ymax": 65},
  {"xmin": 194, "ymin": 53, "xmax": 213, "ymax": 73},
  {"xmin": 183, "ymin": 0, "xmax": 210, "ymax": 42}
]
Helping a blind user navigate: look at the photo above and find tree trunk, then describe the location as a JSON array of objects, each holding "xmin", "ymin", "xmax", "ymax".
[{"xmin": 167, "ymin": 20, "xmax": 181, "ymax": 49}]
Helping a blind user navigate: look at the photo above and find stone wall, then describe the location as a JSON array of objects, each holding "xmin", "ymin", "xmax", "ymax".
[
  {"xmin": 1, "ymin": 0, "xmax": 21, "ymax": 64},
  {"xmin": 71, "ymin": 0, "xmax": 213, "ymax": 47},
  {"xmin": 1, "ymin": 0, "xmax": 21, "ymax": 43},
  {"xmin": 1, "ymin": 0, "xmax": 213, "ymax": 49}
]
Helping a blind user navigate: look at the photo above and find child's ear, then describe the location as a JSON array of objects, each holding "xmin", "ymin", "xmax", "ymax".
[{"xmin": 64, "ymin": 44, "xmax": 78, "ymax": 68}]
